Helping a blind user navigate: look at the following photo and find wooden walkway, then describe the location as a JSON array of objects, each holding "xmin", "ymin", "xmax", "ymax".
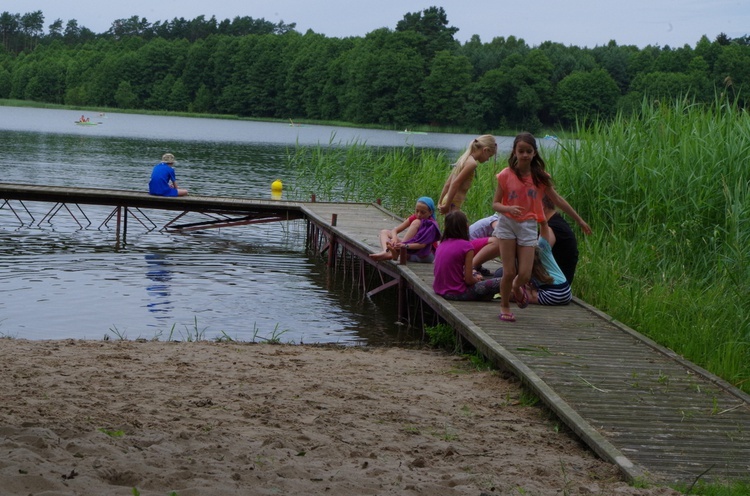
[
  {"xmin": 303, "ymin": 201, "xmax": 750, "ymax": 487},
  {"xmin": 2, "ymin": 184, "xmax": 749, "ymax": 486}
]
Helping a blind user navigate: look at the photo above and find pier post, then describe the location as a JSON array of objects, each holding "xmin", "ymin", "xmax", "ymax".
[
  {"xmin": 328, "ymin": 214, "xmax": 339, "ymax": 268},
  {"xmin": 115, "ymin": 206, "xmax": 122, "ymax": 249},
  {"xmin": 399, "ymin": 246, "xmax": 407, "ymax": 264},
  {"xmin": 123, "ymin": 207, "xmax": 128, "ymax": 246}
]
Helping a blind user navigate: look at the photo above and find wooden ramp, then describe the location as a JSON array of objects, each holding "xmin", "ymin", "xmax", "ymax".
[
  {"xmin": 302, "ymin": 202, "xmax": 750, "ymax": 486},
  {"xmin": 2, "ymin": 184, "xmax": 748, "ymax": 485}
]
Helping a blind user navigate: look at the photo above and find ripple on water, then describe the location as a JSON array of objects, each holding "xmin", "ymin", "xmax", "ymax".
[{"xmin": 0, "ymin": 217, "xmax": 395, "ymax": 345}]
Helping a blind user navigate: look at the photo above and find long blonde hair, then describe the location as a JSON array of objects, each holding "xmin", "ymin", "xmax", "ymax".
[{"xmin": 451, "ymin": 134, "xmax": 497, "ymax": 177}]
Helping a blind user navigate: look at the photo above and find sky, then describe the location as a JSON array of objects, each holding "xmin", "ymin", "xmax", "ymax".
[{"xmin": 4, "ymin": 0, "xmax": 749, "ymax": 48}]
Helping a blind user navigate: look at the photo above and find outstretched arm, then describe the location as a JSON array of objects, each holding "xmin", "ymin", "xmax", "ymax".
[{"xmin": 546, "ymin": 187, "xmax": 592, "ymax": 235}]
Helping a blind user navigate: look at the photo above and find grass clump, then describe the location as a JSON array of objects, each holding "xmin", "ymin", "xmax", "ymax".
[
  {"xmin": 680, "ymin": 479, "xmax": 750, "ymax": 495},
  {"xmin": 424, "ymin": 323, "xmax": 457, "ymax": 351},
  {"xmin": 98, "ymin": 428, "xmax": 125, "ymax": 438}
]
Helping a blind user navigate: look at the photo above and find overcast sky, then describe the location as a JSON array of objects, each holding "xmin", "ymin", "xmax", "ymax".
[{"xmin": 5, "ymin": 0, "xmax": 748, "ymax": 48}]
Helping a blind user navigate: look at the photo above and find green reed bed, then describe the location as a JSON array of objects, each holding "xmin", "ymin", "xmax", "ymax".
[
  {"xmin": 287, "ymin": 139, "xmax": 501, "ymax": 220},
  {"xmin": 549, "ymin": 97, "xmax": 750, "ymax": 392},
  {"xmin": 288, "ymin": 101, "xmax": 750, "ymax": 393}
]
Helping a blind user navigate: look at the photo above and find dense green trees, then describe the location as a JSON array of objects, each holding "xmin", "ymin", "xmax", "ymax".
[{"xmin": 1, "ymin": 7, "xmax": 748, "ymax": 130}]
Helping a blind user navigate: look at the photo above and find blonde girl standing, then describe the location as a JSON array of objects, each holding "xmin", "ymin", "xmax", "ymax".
[
  {"xmin": 493, "ymin": 133, "xmax": 590, "ymax": 322},
  {"xmin": 437, "ymin": 135, "xmax": 497, "ymax": 215}
]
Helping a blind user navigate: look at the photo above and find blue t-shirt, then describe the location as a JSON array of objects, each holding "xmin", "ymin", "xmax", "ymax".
[
  {"xmin": 538, "ymin": 237, "xmax": 567, "ymax": 285},
  {"xmin": 149, "ymin": 163, "xmax": 178, "ymax": 196}
]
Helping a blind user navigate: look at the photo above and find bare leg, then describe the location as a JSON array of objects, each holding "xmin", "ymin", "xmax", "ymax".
[
  {"xmin": 369, "ymin": 229, "xmax": 396, "ymax": 261},
  {"xmin": 512, "ymin": 245, "xmax": 535, "ymax": 305},
  {"xmin": 473, "ymin": 237, "xmax": 500, "ymax": 268},
  {"xmin": 400, "ymin": 219, "xmax": 422, "ymax": 244},
  {"xmin": 498, "ymin": 238, "xmax": 517, "ymax": 316}
]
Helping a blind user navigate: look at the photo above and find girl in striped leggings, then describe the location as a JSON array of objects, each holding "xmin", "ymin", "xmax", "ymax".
[{"xmin": 527, "ymin": 221, "xmax": 572, "ymax": 305}]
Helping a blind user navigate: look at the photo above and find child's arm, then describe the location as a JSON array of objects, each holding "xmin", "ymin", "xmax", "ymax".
[
  {"xmin": 463, "ymin": 250, "xmax": 480, "ymax": 285},
  {"xmin": 401, "ymin": 241, "xmax": 425, "ymax": 251},
  {"xmin": 492, "ymin": 181, "xmax": 522, "ymax": 217},
  {"xmin": 539, "ymin": 221, "xmax": 556, "ymax": 247},
  {"xmin": 437, "ymin": 178, "xmax": 451, "ymax": 213},
  {"xmin": 546, "ymin": 188, "xmax": 592, "ymax": 235}
]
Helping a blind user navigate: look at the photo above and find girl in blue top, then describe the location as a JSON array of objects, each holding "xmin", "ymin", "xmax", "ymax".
[{"xmin": 527, "ymin": 221, "xmax": 572, "ymax": 305}]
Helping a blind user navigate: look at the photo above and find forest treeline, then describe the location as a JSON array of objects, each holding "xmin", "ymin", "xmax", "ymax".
[{"xmin": 1, "ymin": 7, "xmax": 748, "ymax": 131}]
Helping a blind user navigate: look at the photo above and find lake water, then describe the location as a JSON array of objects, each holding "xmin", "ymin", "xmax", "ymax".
[{"xmin": 0, "ymin": 106, "xmax": 490, "ymax": 344}]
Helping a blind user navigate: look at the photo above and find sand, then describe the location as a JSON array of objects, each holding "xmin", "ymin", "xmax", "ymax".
[{"xmin": 0, "ymin": 340, "xmax": 682, "ymax": 495}]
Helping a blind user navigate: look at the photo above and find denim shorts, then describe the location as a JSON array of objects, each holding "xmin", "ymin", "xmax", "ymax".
[{"xmin": 493, "ymin": 215, "xmax": 538, "ymax": 247}]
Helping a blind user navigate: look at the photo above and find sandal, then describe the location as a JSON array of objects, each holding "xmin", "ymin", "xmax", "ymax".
[
  {"xmin": 498, "ymin": 312, "xmax": 516, "ymax": 322},
  {"xmin": 515, "ymin": 286, "xmax": 529, "ymax": 309}
]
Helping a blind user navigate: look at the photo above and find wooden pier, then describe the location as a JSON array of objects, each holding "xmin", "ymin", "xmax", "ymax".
[{"xmin": 1, "ymin": 183, "xmax": 749, "ymax": 486}]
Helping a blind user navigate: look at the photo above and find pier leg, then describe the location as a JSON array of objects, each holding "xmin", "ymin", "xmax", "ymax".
[
  {"xmin": 115, "ymin": 206, "xmax": 122, "ymax": 249},
  {"xmin": 327, "ymin": 234, "xmax": 338, "ymax": 268},
  {"xmin": 123, "ymin": 207, "xmax": 128, "ymax": 245},
  {"xmin": 397, "ymin": 277, "xmax": 406, "ymax": 324}
]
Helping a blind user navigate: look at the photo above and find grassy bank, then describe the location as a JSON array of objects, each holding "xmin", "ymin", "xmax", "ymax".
[
  {"xmin": 290, "ymin": 97, "xmax": 750, "ymax": 395},
  {"xmin": 553, "ymin": 97, "xmax": 749, "ymax": 393}
]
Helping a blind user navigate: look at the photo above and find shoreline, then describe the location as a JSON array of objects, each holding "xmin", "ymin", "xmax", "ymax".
[{"xmin": 0, "ymin": 339, "xmax": 680, "ymax": 495}]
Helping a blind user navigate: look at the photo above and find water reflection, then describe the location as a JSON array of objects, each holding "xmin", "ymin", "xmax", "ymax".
[{"xmin": 144, "ymin": 253, "xmax": 173, "ymax": 316}]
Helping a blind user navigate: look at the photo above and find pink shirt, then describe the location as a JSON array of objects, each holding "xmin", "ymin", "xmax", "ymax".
[{"xmin": 497, "ymin": 167, "xmax": 547, "ymax": 223}]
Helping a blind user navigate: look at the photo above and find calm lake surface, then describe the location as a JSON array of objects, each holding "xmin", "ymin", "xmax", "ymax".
[{"xmin": 0, "ymin": 106, "xmax": 491, "ymax": 344}]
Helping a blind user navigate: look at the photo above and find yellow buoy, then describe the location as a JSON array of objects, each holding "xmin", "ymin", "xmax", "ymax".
[{"xmin": 271, "ymin": 179, "xmax": 283, "ymax": 200}]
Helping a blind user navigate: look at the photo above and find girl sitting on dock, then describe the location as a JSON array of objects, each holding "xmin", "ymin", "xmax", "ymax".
[
  {"xmin": 369, "ymin": 197, "xmax": 441, "ymax": 263},
  {"xmin": 433, "ymin": 211, "xmax": 501, "ymax": 301}
]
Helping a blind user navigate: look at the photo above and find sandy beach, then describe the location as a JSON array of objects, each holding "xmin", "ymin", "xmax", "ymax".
[{"xmin": 0, "ymin": 340, "xmax": 681, "ymax": 495}]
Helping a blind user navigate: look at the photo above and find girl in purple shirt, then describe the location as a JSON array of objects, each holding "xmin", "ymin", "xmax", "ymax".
[{"xmin": 433, "ymin": 211, "xmax": 500, "ymax": 301}]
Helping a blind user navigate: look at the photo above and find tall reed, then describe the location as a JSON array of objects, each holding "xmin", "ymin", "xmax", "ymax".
[
  {"xmin": 288, "ymin": 102, "xmax": 750, "ymax": 392},
  {"xmin": 287, "ymin": 138, "xmax": 501, "ymax": 221},
  {"xmin": 549, "ymin": 96, "xmax": 750, "ymax": 390}
]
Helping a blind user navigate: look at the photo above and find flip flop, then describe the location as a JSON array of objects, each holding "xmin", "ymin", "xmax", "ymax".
[
  {"xmin": 498, "ymin": 312, "xmax": 516, "ymax": 322},
  {"xmin": 515, "ymin": 286, "xmax": 529, "ymax": 309}
]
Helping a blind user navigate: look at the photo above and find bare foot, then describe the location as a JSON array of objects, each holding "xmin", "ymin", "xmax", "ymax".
[{"xmin": 369, "ymin": 251, "xmax": 393, "ymax": 261}]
